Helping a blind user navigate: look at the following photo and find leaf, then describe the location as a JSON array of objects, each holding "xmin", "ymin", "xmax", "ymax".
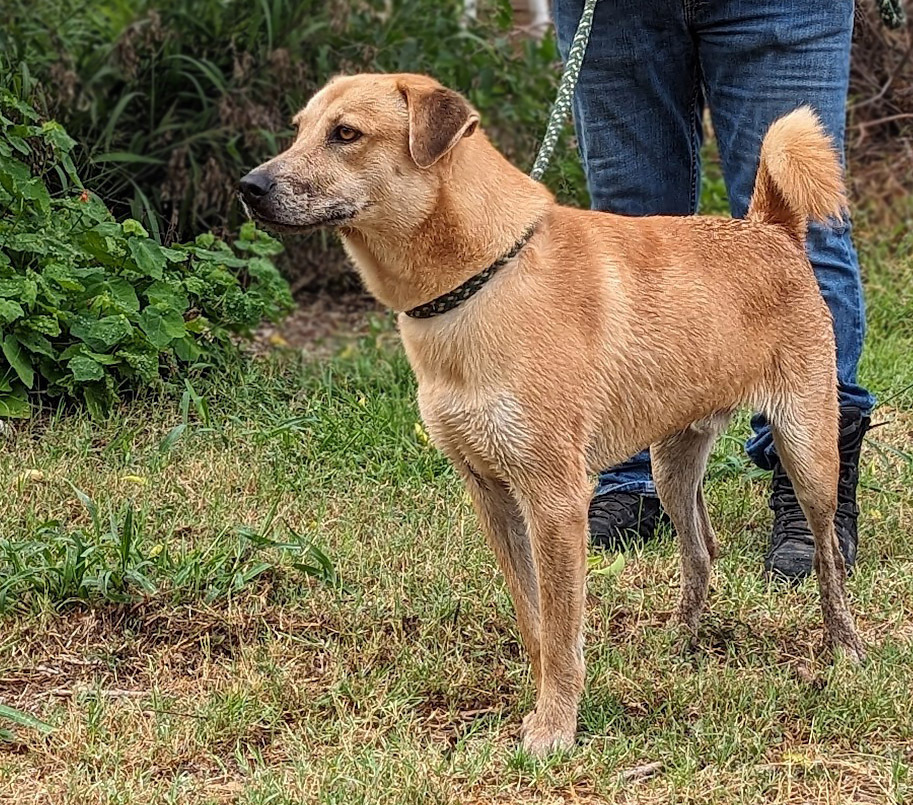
[
  {"xmin": 184, "ymin": 315, "xmax": 210, "ymax": 334},
  {"xmin": 181, "ymin": 379, "xmax": 209, "ymax": 426},
  {"xmin": 588, "ymin": 553, "xmax": 626, "ymax": 578},
  {"xmin": 193, "ymin": 250, "xmax": 248, "ymax": 269},
  {"xmin": 172, "ymin": 336, "xmax": 201, "ymax": 362},
  {"xmin": 159, "ymin": 423, "xmax": 186, "ymax": 453},
  {"xmin": 239, "ymin": 221, "xmax": 258, "ymax": 242},
  {"xmin": 37, "ymin": 356, "xmax": 66, "ymax": 385},
  {"xmin": 128, "ymin": 238, "xmax": 166, "ymax": 279},
  {"xmin": 160, "ymin": 246, "xmax": 187, "ymax": 263},
  {"xmin": 235, "ymin": 234, "xmax": 284, "ymax": 257},
  {"xmin": 68, "ymin": 483, "xmax": 99, "ymax": 527},
  {"xmin": 83, "ymin": 350, "xmax": 119, "ymax": 366},
  {"xmin": 233, "ymin": 561, "xmax": 272, "ymax": 590},
  {"xmin": 2, "ymin": 233, "xmax": 48, "ymax": 256},
  {"xmin": 2, "ymin": 336, "xmax": 34, "ymax": 388},
  {"xmin": 0, "ymin": 150, "xmax": 50, "ymax": 213},
  {"xmin": 91, "ymin": 152, "xmax": 164, "ymax": 165},
  {"xmin": 103, "ymin": 278, "xmax": 140, "ymax": 313},
  {"xmin": 22, "ymin": 315, "xmax": 60, "ymax": 337},
  {"xmin": 0, "ymin": 704, "xmax": 52, "ymax": 735},
  {"xmin": 0, "ymin": 299, "xmax": 24, "ymax": 324},
  {"xmin": 0, "ymin": 276, "xmax": 38, "ymax": 305},
  {"xmin": 138, "ymin": 306, "xmax": 185, "ymax": 348},
  {"xmin": 124, "ymin": 569, "xmax": 157, "ymax": 594},
  {"xmin": 82, "ymin": 383, "xmax": 110, "ymax": 421},
  {"xmin": 70, "ymin": 315, "xmax": 133, "ymax": 350},
  {"xmin": 5, "ymin": 134, "xmax": 30, "ymax": 156},
  {"xmin": 94, "ymin": 222, "xmax": 124, "ymax": 239},
  {"xmin": 69, "ymin": 193, "xmax": 110, "ymax": 223},
  {"xmin": 40, "ymin": 121, "xmax": 77, "ymax": 153},
  {"xmin": 122, "ymin": 218, "xmax": 148, "ymax": 238},
  {"xmin": 117, "ymin": 348, "xmax": 158, "ymax": 382},
  {"xmin": 145, "ymin": 280, "xmax": 189, "ymax": 312},
  {"xmin": 78, "ymin": 230, "xmax": 125, "ymax": 267},
  {"xmin": 15, "ymin": 330, "xmax": 55, "ymax": 358},
  {"xmin": 0, "ymin": 393, "xmax": 30, "ymax": 418},
  {"xmin": 0, "ymin": 90, "xmax": 39, "ymax": 121},
  {"xmin": 0, "ymin": 155, "xmax": 32, "ymax": 197},
  {"xmin": 42, "ymin": 263, "xmax": 85, "ymax": 292},
  {"xmin": 68, "ymin": 355, "xmax": 105, "ymax": 382}
]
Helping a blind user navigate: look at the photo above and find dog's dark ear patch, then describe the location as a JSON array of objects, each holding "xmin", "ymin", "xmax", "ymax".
[{"xmin": 402, "ymin": 85, "xmax": 480, "ymax": 169}]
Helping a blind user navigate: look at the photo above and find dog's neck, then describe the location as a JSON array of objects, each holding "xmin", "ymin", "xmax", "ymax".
[{"xmin": 340, "ymin": 134, "xmax": 552, "ymax": 312}]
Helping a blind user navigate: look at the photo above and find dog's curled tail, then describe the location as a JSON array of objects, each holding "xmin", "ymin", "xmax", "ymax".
[{"xmin": 747, "ymin": 106, "xmax": 846, "ymax": 243}]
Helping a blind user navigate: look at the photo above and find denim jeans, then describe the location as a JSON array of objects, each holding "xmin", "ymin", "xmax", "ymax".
[{"xmin": 554, "ymin": 0, "xmax": 875, "ymax": 495}]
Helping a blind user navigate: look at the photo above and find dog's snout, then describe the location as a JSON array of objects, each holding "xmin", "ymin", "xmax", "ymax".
[{"xmin": 240, "ymin": 169, "xmax": 275, "ymax": 201}]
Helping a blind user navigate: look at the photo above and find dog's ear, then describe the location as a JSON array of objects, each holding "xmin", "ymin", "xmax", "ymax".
[{"xmin": 401, "ymin": 83, "xmax": 480, "ymax": 169}]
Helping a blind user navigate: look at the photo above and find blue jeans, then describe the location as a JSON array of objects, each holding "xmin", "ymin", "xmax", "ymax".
[{"xmin": 555, "ymin": 0, "xmax": 875, "ymax": 495}]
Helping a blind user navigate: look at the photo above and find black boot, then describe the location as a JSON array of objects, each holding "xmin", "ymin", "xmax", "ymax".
[
  {"xmin": 589, "ymin": 491, "xmax": 672, "ymax": 550},
  {"xmin": 765, "ymin": 407, "xmax": 871, "ymax": 581}
]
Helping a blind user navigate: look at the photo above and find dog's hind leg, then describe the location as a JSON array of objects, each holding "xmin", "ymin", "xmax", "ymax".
[
  {"xmin": 460, "ymin": 467, "xmax": 542, "ymax": 684},
  {"xmin": 766, "ymin": 394, "xmax": 866, "ymax": 663},
  {"xmin": 652, "ymin": 414, "xmax": 729, "ymax": 635}
]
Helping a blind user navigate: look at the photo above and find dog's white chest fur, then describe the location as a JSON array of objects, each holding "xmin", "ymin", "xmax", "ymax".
[{"xmin": 418, "ymin": 385, "xmax": 531, "ymax": 473}]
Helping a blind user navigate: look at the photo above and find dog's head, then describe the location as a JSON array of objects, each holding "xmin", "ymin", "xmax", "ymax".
[{"xmin": 239, "ymin": 73, "xmax": 480, "ymax": 234}]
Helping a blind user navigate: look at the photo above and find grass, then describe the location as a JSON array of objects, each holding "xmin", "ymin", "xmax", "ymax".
[{"xmin": 0, "ymin": 233, "xmax": 912, "ymax": 804}]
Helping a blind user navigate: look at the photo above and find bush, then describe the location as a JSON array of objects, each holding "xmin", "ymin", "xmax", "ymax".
[{"xmin": 0, "ymin": 85, "xmax": 292, "ymax": 419}]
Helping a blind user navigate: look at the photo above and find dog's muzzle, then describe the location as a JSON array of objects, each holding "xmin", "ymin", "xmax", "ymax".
[{"xmin": 238, "ymin": 168, "xmax": 360, "ymax": 232}]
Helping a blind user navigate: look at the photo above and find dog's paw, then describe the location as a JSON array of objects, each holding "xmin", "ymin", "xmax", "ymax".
[
  {"xmin": 823, "ymin": 616, "xmax": 867, "ymax": 666},
  {"xmin": 673, "ymin": 602, "xmax": 703, "ymax": 637},
  {"xmin": 519, "ymin": 709, "xmax": 575, "ymax": 757},
  {"xmin": 829, "ymin": 633, "xmax": 867, "ymax": 666},
  {"xmin": 669, "ymin": 617, "xmax": 700, "ymax": 658},
  {"xmin": 672, "ymin": 630, "xmax": 698, "ymax": 658}
]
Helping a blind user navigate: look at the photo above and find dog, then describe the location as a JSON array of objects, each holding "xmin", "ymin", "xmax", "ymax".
[{"xmin": 240, "ymin": 73, "xmax": 865, "ymax": 756}]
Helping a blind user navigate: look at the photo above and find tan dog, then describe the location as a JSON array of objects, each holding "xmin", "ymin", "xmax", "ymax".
[{"xmin": 240, "ymin": 73, "xmax": 865, "ymax": 756}]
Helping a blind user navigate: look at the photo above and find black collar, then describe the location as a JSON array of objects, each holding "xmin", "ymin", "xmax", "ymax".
[{"xmin": 404, "ymin": 221, "xmax": 540, "ymax": 319}]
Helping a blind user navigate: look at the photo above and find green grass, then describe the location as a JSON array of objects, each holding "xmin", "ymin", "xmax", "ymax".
[{"xmin": 0, "ymin": 236, "xmax": 911, "ymax": 804}]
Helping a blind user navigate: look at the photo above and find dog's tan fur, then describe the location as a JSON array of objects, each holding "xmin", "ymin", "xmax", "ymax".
[{"xmin": 242, "ymin": 74, "xmax": 864, "ymax": 755}]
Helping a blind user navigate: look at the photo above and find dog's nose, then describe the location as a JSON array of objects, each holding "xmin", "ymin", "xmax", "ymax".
[{"xmin": 239, "ymin": 170, "xmax": 275, "ymax": 201}]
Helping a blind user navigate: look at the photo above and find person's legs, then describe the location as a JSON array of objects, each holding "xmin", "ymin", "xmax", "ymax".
[
  {"xmin": 696, "ymin": 0, "xmax": 875, "ymax": 577},
  {"xmin": 554, "ymin": 0, "xmax": 700, "ymax": 541}
]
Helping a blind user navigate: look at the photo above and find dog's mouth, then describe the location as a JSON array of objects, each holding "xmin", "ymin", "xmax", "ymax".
[{"xmin": 239, "ymin": 196, "xmax": 359, "ymax": 234}]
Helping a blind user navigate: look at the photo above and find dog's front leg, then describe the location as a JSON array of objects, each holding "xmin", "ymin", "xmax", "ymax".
[
  {"xmin": 514, "ymin": 463, "xmax": 589, "ymax": 756},
  {"xmin": 460, "ymin": 468, "xmax": 542, "ymax": 685}
]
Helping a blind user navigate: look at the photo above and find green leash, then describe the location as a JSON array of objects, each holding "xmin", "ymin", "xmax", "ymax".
[
  {"xmin": 528, "ymin": 0, "xmax": 906, "ymax": 182},
  {"xmin": 528, "ymin": 0, "xmax": 599, "ymax": 181}
]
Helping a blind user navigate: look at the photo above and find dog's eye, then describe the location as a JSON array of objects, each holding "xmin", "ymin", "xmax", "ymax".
[{"xmin": 331, "ymin": 125, "xmax": 362, "ymax": 144}]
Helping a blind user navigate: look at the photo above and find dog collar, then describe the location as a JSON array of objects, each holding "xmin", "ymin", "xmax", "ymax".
[{"xmin": 404, "ymin": 221, "xmax": 539, "ymax": 319}]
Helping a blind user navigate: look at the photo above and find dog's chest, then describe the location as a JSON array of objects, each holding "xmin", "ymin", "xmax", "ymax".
[{"xmin": 418, "ymin": 385, "xmax": 531, "ymax": 472}]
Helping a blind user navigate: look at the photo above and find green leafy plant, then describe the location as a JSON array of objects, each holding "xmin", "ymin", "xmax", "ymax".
[
  {"xmin": 0, "ymin": 486, "xmax": 347, "ymax": 611},
  {"xmin": 0, "ymin": 702, "xmax": 53, "ymax": 742},
  {"xmin": 0, "ymin": 87, "xmax": 292, "ymax": 418}
]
